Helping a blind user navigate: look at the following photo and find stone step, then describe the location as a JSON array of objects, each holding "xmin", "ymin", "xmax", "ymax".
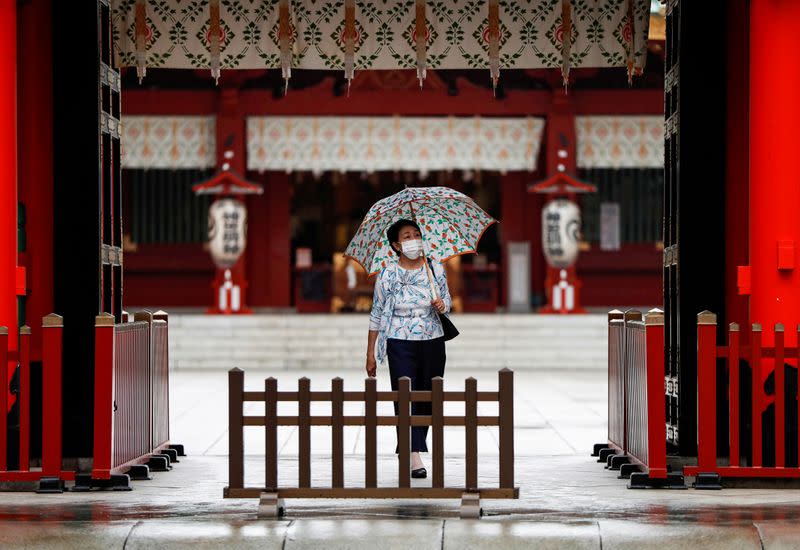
[
  {"xmin": 168, "ymin": 313, "xmax": 609, "ymax": 329},
  {"xmin": 167, "ymin": 313, "xmax": 608, "ymax": 371}
]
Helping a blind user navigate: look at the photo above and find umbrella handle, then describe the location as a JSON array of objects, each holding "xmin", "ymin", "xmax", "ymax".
[
  {"xmin": 411, "ymin": 205, "xmax": 439, "ymax": 301},
  {"xmin": 424, "ymin": 255, "xmax": 440, "ymax": 301}
]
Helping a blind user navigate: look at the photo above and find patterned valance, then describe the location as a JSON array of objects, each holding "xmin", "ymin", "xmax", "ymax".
[
  {"xmin": 576, "ymin": 116, "xmax": 663, "ymax": 169},
  {"xmin": 246, "ymin": 116, "xmax": 545, "ymax": 173},
  {"xmin": 122, "ymin": 116, "xmax": 217, "ymax": 169},
  {"xmin": 112, "ymin": 1, "xmax": 651, "ymax": 88}
]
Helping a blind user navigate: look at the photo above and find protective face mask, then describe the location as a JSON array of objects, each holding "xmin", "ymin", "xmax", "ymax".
[{"xmin": 401, "ymin": 239, "xmax": 423, "ymax": 260}]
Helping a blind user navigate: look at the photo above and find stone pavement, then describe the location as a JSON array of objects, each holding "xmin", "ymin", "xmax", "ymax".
[{"xmin": 1, "ymin": 368, "xmax": 800, "ymax": 548}]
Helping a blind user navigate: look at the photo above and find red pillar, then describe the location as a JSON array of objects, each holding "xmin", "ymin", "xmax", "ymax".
[
  {"xmin": 18, "ymin": 0, "xmax": 53, "ymax": 360},
  {"xmin": 528, "ymin": 191, "xmax": 544, "ymax": 304},
  {"xmin": 266, "ymin": 173, "xmax": 291, "ymax": 308},
  {"xmin": 247, "ymin": 173, "xmax": 292, "ymax": 308},
  {"xmin": 217, "ymin": 89, "xmax": 246, "ymax": 172},
  {"xmin": 91, "ymin": 314, "xmax": 115, "ymax": 480},
  {"xmin": 500, "ymin": 172, "xmax": 543, "ymax": 307},
  {"xmin": 545, "ymin": 91, "xmax": 577, "ymax": 177},
  {"xmin": 749, "ymin": 1, "xmax": 800, "ymax": 381},
  {"xmin": 500, "ymin": 173, "xmax": 526, "ymax": 308},
  {"xmin": 214, "ymin": 87, "xmax": 249, "ymax": 312},
  {"xmin": 246, "ymin": 189, "xmax": 270, "ymax": 308},
  {"xmin": 542, "ymin": 90, "xmax": 580, "ymax": 313},
  {"xmin": 0, "ymin": 1, "xmax": 17, "ymax": 385}
]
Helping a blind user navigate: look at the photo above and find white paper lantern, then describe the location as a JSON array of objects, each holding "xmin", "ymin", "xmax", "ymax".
[
  {"xmin": 542, "ymin": 198, "xmax": 581, "ymax": 269},
  {"xmin": 208, "ymin": 198, "xmax": 247, "ymax": 269}
]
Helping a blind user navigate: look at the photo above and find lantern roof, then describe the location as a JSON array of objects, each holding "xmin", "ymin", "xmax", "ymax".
[
  {"xmin": 528, "ymin": 172, "xmax": 597, "ymax": 195},
  {"xmin": 192, "ymin": 170, "xmax": 264, "ymax": 196}
]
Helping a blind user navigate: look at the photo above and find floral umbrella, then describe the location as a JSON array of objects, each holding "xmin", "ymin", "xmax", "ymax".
[{"xmin": 345, "ymin": 186, "xmax": 497, "ymax": 276}]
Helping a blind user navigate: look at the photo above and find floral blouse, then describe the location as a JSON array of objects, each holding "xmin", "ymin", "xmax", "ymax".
[{"xmin": 369, "ymin": 260, "xmax": 452, "ymax": 364}]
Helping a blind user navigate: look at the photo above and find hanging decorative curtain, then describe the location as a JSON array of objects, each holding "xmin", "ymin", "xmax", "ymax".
[
  {"xmin": 576, "ymin": 116, "xmax": 664, "ymax": 169},
  {"xmin": 121, "ymin": 116, "xmax": 217, "ymax": 169},
  {"xmin": 112, "ymin": 0, "xmax": 651, "ymax": 87},
  {"xmin": 246, "ymin": 115, "xmax": 545, "ymax": 173}
]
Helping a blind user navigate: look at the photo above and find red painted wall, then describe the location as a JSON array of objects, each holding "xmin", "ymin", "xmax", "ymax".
[
  {"xmin": 577, "ymin": 245, "xmax": 662, "ymax": 307},
  {"xmin": 0, "ymin": 0, "xmax": 16, "ymax": 354},
  {"xmin": 246, "ymin": 172, "xmax": 292, "ymax": 308},
  {"xmin": 499, "ymin": 172, "xmax": 545, "ymax": 307},
  {"xmin": 18, "ymin": 0, "xmax": 53, "ymax": 358},
  {"xmin": 724, "ymin": 0, "xmax": 749, "ymax": 330},
  {"xmin": 123, "ymin": 244, "xmax": 215, "ymax": 307},
  {"xmin": 748, "ymin": 1, "xmax": 800, "ymax": 362}
]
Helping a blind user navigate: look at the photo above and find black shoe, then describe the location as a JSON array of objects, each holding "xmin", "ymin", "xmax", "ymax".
[{"xmin": 411, "ymin": 467, "xmax": 427, "ymax": 479}]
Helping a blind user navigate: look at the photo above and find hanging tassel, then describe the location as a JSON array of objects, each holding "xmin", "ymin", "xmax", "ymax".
[
  {"xmin": 625, "ymin": 0, "xmax": 637, "ymax": 86},
  {"xmin": 488, "ymin": 0, "xmax": 500, "ymax": 96},
  {"xmin": 344, "ymin": 0, "xmax": 356, "ymax": 96},
  {"xmin": 415, "ymin": 0, "xmax": 427, "ymax": 89},
  {"xmin": 134, "ymin": 0, "xmax": 147, "ymax": 83},
  {"xmin": 279, "ymin": 0, "xmax": 292, "ymax": 94},
  {"xmin": 210, "ymin": 0, "xmax": 221, "ymax": 85},
  {"xmin": 560, "ymin": 0, "xmax": 572, "ymax": 91}
]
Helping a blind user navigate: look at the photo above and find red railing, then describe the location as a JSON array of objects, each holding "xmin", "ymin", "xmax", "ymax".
[
  {"xmin": 685, "ymin": 312, "xmax": 800, "ymax": 484},
  {"xmin": 623, "ymin": 311, "xmax": 667, "ymax": 480},
  {"xmin": 91, "ymin": 310, "xmax": 175, "ymax": 483},
  {"xmin": 599, "ymin": 309, "xmax": 671, "ymax": 486},
  {"xmin": 0, "ymin": 314, "xmax": 75, "ymax": 491}
]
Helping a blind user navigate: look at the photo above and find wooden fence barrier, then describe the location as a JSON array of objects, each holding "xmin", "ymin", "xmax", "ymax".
[{"xmin": 224, "ymin": 368, "xmax": 518, "ymax": 518}]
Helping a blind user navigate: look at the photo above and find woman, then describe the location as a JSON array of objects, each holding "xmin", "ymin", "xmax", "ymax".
[{"xmin": 365, "ymin": 219, "xmax": 452, "ymax": 479}]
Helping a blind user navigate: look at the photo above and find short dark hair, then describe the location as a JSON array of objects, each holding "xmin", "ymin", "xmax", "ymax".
[{"xmin": 387, "ymin": 219, "xmax": 420, "ymax": 249}]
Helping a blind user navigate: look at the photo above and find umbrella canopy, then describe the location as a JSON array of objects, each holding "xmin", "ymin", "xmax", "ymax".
[{"xmin": 345, "ymin": 186, "xmax": 497, "ymax": 276}]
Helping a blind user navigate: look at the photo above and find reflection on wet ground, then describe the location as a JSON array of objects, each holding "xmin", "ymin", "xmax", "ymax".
[
  {"xmin": 2, "ymin": 369, "xmax": 800, "ymax": 547},
  {"xmin": 2, "ymin": 455, "xmax": 800, "ymax": 524}
]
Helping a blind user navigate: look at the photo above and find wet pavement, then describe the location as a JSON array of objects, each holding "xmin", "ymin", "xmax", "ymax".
[{"xmin": 1, "ymin": 368, "xmax": 800, "ymax": 548}]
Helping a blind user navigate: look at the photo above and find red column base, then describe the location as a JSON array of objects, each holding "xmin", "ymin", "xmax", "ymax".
[
  {"xmin": 207, "ymin": 268, "xmax": 253, "ymax": 315},
  {"xmin": 206, "ymin": 306, "xmax": 253, "ymax": 315},
  {"xmin": 539, "ymin": 266, "xmax": 586, "ymax": 314}
]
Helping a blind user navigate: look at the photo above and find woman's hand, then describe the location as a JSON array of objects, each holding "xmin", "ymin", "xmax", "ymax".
[
  {"xmin": 365, "ymin": 355, "xmax": 377, "ymax": 378},
  {"xmin": 431, "ymin": 297, "xmax": 446, "ymax": 313}
]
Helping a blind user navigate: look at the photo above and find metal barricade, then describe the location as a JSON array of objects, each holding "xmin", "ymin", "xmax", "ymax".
[
  {"xmin": 112, "ymin": 320, "xmax": 151, "ymax": 472},
  {"xmin": 623, "ymin": 310, "xmax": 670, "ymax": 485},
  {"xmin": 607, "ymin": 310, "xmax": 627, "ymax": 453},
  {"xmin": 83, "ymin": 310, "xmax": 179, "ymax": 490},
  {"xmin": 150, "ymin": 313, "xmax": 170, "ymax": 452},
  {"xmin": 596, "ymin": 309, "xmax": 677, "ymax": 487}
]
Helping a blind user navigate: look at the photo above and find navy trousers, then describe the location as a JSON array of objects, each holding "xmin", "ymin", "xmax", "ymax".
[{"xmin": 386, "ymin": 337, "xmax": 446, "ymax": 453}]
